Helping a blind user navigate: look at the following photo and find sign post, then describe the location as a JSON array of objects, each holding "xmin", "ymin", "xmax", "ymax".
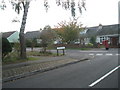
[{"xmin": 57, "ymin": 47, "xmax": 65, "ymax": 56}]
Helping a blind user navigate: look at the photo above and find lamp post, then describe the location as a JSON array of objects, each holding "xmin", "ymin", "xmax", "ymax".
[
  {"xmin": 118, "ymin": 1, "xmax": 120, "ymax": 24},
  {"xmin": 118, "ymin": 1, "xmax": 120, "ymax": 45}
]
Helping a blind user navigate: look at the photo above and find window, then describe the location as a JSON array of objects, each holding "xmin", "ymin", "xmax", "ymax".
[{"xmin": 100, "ymin": 37, "xmax": 105, "ymax": 43}]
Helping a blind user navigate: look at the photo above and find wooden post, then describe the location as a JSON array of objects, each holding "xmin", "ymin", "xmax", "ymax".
[
  {"xmin": 63, "ymin": 49, "xmax": 65, "ymax": 55},
  {"xmin": 57, "ymin": 49, "xmax": 59, "ymax": 56},
  {"xmin": 57, "ymin": 47, "xmax": 65, "ymax": 56}
]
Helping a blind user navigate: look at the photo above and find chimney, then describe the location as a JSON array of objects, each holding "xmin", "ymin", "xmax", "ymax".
[{"xmin": 98, "ymin": 24, "xmax": 102, "ymax": 30}]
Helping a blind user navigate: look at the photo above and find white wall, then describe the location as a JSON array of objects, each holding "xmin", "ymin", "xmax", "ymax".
[{"xmin": 96, "ymin": 36, "xmax": 100, "ymax": 43}]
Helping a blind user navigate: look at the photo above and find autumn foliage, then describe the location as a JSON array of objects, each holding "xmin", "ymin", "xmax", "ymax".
[{"xmin": 53, "ymin": 20, "xmax": 83, "ymax": 44}]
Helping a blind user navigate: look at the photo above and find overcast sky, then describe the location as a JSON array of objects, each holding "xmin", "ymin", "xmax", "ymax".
[{"xmin": 0, "ymin": 0, "xmax": 119, "ymax": 33}]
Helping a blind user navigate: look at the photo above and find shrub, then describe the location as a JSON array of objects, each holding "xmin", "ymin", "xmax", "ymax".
[
  {"xmin": 13, "ymin": 42, "xmax": 20, "ymax": 57},
  {"xmin": 2, "ymin": 37, "xmax": 12, "ymax": 59},
  {"xmin": 90, "ymin": 36, "xmax": 96, "ymax": 46},
  {"xmin": 86, "ymin": 43, "xmax": 93, "ymax": 47}
]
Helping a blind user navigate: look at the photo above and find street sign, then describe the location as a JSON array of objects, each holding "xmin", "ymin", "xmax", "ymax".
[
  {"xmin": 56, "ymin": 47, "xmax": 65, "ymax": 56},
  {"xmin": 57, "ymin": 47, "xmax": 65, "ymax": 50}
]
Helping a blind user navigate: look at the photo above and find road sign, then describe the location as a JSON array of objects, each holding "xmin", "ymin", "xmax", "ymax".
[
  {"xmin": 57, "ymin": 47, "xmax": 65, "ymax": 50},
  {"xmin": 56, "ymin": 47, "xmax": 65, "ymax": 56}
]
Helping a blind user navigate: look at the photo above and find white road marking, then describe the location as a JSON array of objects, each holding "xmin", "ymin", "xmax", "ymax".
[
  {"xmin": 88, "ymin": 53, "xmax": 119, "ymax": 56},
  {"xmin": 105, "ymin": 53, "xmax": 113, "ymax": 56},
  {"xmin": 89, "ymin": 54, "xmax": 94, "ymax": 55},
  {"xmin": 80, "ymin": 51, "xmax": 108, "ymax": 52},
  {"xmin": 89, "ymin": 65, "xmax": 120, "ymax": 87},
  {"xmin": 96, "ymin": 54, "xmax": 103, "ymax": 56},
  {"xmin": 116, "ymin": 54, "xmax": 120, "ymax": 56}
]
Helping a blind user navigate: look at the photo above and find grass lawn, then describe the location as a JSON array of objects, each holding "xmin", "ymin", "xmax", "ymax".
[
  {"xmin": 27, "ymin": 51, "xmax": 62, "ymax": 56},
  {"xmin": 2, "ymin": 51, "xmax": 63, "ymax": 65},
  {"xmin": 2, "ymin": 56, "xmax": 40, "ymax": 65}
]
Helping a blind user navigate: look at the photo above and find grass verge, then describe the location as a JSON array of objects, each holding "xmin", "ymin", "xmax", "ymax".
[
  {"xmin": 2, "ymin": 56, "xmax": 40, "ymax": 65},
  {"xmin": 3, "ymin": 51, "xmax": 63, "ymax": 65}
]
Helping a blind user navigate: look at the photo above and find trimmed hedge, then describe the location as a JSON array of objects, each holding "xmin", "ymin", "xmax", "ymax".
[{"xmin": 2, "ymin": 37, "xmax": 12, "ymax": 59}]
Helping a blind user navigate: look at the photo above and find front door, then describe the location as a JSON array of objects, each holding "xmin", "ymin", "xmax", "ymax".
[{"xmin": 110, "ymin": 37, "xmax": 119, "ymax": 47}]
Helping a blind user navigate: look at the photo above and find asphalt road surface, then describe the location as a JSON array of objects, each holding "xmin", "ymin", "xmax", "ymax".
[{"xmin": 3, "ymin": 48, "xmax": 119, "ymax": 88}]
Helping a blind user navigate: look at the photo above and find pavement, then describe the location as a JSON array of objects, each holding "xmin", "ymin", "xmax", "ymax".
[{"xmin": 2, "ymin": 51, "xmax": 92, "ymax": 83}]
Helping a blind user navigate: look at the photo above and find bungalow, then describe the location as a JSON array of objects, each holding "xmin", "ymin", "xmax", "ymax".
[
  {"xmin": 25, "ymin": 31, "xmax": 41, "ymax": 47},
  {"xmin": 80, "ymin": 24, "xmax": 120, "ymax": 48},
  {"xmin": 2, "ymin": 31, "xmax": 19, "ymax": 43},
  {"xmin": 25, "ymin": 31, "xmax": 41, "ymax": 40}
]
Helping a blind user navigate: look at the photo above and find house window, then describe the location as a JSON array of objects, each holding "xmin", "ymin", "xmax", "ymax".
[{"xmin": 100, "ymin": 37, "xmax": 105, "ymax": 43}]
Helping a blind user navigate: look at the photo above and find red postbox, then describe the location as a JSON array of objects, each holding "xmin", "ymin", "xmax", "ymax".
[{"xmin": 102, "ymin": 40, "xmax": 109, "ymax": 50}]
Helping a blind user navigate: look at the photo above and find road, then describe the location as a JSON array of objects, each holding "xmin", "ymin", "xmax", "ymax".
[{"xmin": 3, "ymin": 48, "xmax": 119, "ymax": 88}]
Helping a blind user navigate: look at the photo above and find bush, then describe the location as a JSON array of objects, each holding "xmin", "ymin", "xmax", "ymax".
[
  {"xmin": 13, "ymin": 42, "xmax": 20, "ymax": 57},
  {"xmin": 26, "ymin": 38, "xmax": 39, "ymax": 47},
  {"xmin": 90, "ymin": 36, "xmax": 96, "ymax": 46},
  {"xmin": 2, "ymin": 52, "xmax": 19, "ymax": 63},
  {"xmin": 86, "ymin": 43, "xmax": 93, "ymax": 47},
  {"xmin": 2, "ymin": 37, "xmax": 12, "ymax": 59}
]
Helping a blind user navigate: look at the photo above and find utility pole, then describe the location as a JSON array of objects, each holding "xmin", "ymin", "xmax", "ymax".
[
  {"xmin": 118, "ymin": 1, "xmax": 120, "ymax": 46},
  {"xmin": 118, "ymin": 1, "xmax": 120, "ymax": 44},
  {"xmin": 118, "ymin": 1, "xmax": 120, "ymax": 24}
]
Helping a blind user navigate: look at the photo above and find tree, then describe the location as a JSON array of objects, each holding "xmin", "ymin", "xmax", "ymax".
[
  {"xmin": 26, "ymin": 38, "xmax": 37, "ymax": 51},
  {"xmin": 40, "ymin": 25, "xmax": 56, "ymax": 53},
  {"xmin": 90, "ymin": 36, "xmax": 96, "ymax": 46},
  {"xmin": 1, "ymin": 0, "xmax": 86, "ymax": 59},
  {"xmin": 6, "ymin": 0, "xmax": 30, "ymax": 59},
  {"xmin": 2, "ymin": 37, "xmax": 12, "ymax": 59},
  {"xmin": 54, "ymin": 19, "xmax": 83, "ymax": 44}
]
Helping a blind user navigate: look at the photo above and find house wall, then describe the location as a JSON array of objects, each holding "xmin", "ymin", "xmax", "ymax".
[
  {"xmin": 80, "ymin": 38, "xmax": 90, "ymax": 45},
  {"xmin": 96, "ymin": 37, "xmax": 100, "ymax": 43},
  {"xmin": 85, "ymin": 38, "xmax": 90, "ymax": 44},
  {"xmin": 82, "ymin": 37, "xmax": 98, "ymax": 45},
  {"xmin": 84, "ymin": 34, "xmax": 119, "ymax": 45},
  {"xmin": 96, "ymin": 36, "xmax": 110, "ymax": 44},
  {"xmin": 97, "ymin": 34, "xmax": 120, "ymax": 47}
]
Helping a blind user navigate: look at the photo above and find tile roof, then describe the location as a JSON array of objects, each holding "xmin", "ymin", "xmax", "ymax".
[
  {"xmin": 85, "ymin": 24, "xmax": 119, "ymax": 37},
  {"xmin": 25, "ymin": 31, "xmax": 41, "ymax": 40},
  {"xmin": 97, "ymin": 24, "xmax": 119, "ymax": 35}
]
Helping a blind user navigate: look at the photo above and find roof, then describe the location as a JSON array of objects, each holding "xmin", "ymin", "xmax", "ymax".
[
  {"xmin": 2, "ymin": 31, "xmax": 16, "ymax": 38},
  {"xmin": 7, "ymin": 31, "xmax": 19, "ymax": 43},
  {"xmin": 97, "ymin": 24, "xmax": 119, "ymax": 35},
  {"xmin": 25, "ymin": 31, "xmax": 41, "ymax": 40},
  {"xmin": 85, "ymin": 27, "xmax": 99, "ymax": 37},
  {"xmin": 85, "ymin": 24, "xmax": 119, "ymax": 37}
]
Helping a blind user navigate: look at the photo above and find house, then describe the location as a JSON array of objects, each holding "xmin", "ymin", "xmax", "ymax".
[
  {"xmin": 25, "ymin": 31, "xmax": 41, "ymax": 45},
  {"xmin": 80, "ymin": 24, "xmax": 120, "ymax": 48},
  {"xmin": 2, "ymin": 31, "xmax": 19, "ymax": 43},
  {"xmin": 25, "ymin": 31, "xmax": 41, "ymax": 40}
]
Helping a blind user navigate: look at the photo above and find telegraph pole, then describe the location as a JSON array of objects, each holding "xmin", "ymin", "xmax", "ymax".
[
  {"xmin": 118, "ymin": 1, "xmax": 120, "ymax": 24},
  {"xmin": 118, "ymin": 1, "xmax": 120, "ymax": 45}
]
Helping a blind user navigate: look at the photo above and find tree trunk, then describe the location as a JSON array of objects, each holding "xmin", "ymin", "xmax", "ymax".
[
  {"xmin": 19, "ymin": 2, "xmax": 30, "ymax": 59},
  {"xmin": 43, "ymin": 47, "xmax": 46, "ymax": 53}
]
